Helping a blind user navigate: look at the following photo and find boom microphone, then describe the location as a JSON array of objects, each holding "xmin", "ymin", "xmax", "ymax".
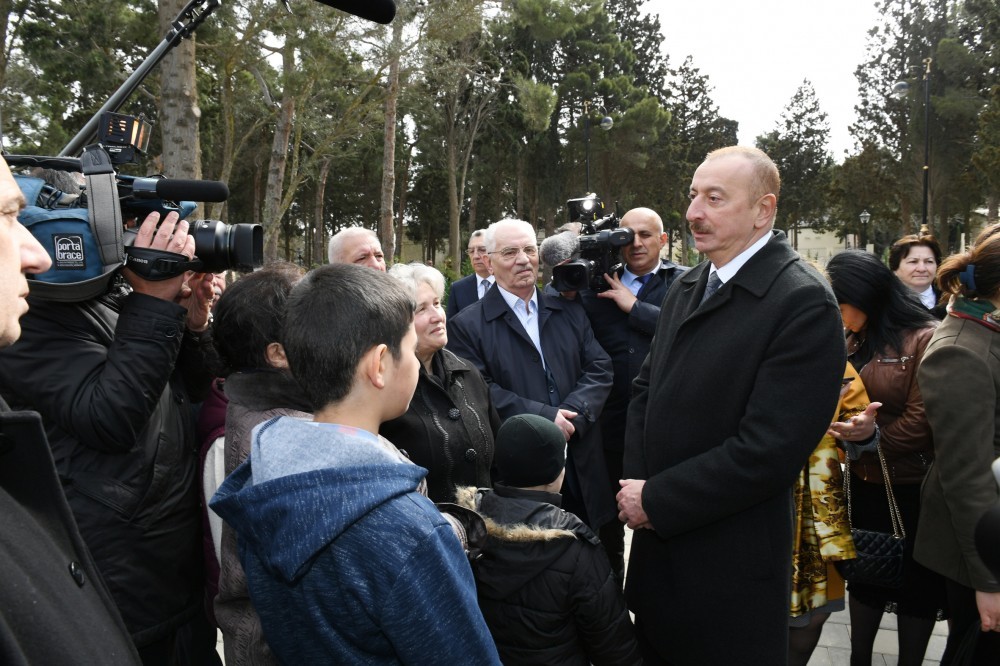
[
  {"xmin": 313, "ymin": 0, "xmax": 396, "ymax": 24},
  {"xmin": 126, "ymin": 176, "xmax": 230, "ymax": 202},
  {"xmin": 540, "ymin": 231, "xmax": 580, "ymax": 268}
]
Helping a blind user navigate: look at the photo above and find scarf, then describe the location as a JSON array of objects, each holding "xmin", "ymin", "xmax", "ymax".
[{"xmin": 948, "ymin": 296, "xmax": 1000, "ymax": 333}]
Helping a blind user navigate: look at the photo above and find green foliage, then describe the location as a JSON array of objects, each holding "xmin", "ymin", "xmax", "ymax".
[
  {"xmin": 16, "ymin": 0, "xmax": 1000, "ymax": 265},
  {"xmin": 755, "ymin": 81, "xmax": 834, "ymax": 244},
  {"xmin": 512, "ymin": 75, "xmax": 558, "ymax": 133}
]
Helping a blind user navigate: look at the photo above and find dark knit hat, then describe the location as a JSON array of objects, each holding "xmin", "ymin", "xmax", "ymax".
[{"xmin": 494, "ymin": 414, "xmax": 566, "ymax": 488}]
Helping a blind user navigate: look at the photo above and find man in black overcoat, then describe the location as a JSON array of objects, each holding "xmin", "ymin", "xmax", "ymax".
[
  {"xmin": 617, "ymin": 146, "xmax": 846, "ymax": 664},
  {"xmin": 0, "ymin": 154, "xmax": 141, "ymax": 664},
  {"xmin": 574, "ymin": 206, "xmax": 685, "ymax": 579},
  {"xmin": 448, "ymin": 218, "xmax": 615, "ymax": 531}
]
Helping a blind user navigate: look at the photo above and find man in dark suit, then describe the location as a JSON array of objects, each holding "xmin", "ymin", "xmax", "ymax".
[
  {"xmin": 0, "ymin": 154, "xmax": 141, "ymax": 664},
  {"xmin": 447, "ymin": 218, "xmax": 615, "ymax": 531},
  {"xmin": 575, "ymin": 207, "xmax": 685, "ymax": 581},
  {"xmin": 616, "ymin": 146, "xmax": 845, "ymax": 665},
  {"xmin": 447, "ymin": 229, "xmax": 493, "ymax": 318}
]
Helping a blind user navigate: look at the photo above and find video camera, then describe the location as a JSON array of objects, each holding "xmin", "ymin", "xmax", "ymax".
[
  {"xmin": 550, "ymin": 194, "xmax": 633, "ymax": 293},
  {"xmin": 98, "ymin": 112, "xmax": 262, "ymax": 277},
  {"xmin": 8, "ymin": 110, "xmax": 262, "ymax": 300}
]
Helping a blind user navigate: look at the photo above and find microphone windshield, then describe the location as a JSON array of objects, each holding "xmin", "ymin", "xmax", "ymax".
[{"xmin": 540, "ymin": 231, "xmax": 580, "ymax": 268}]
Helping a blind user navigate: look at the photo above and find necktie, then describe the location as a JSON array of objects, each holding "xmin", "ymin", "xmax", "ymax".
[
  {"xmin": 700, "ymin": 271, "xmax": 722, "ymax": 305},
  {"xmin": 635, "ymin": 273, "xmax": 652, "ymax": 297},
  {"xmin": 480, "ymin": 278, "xmax": 491, "ymax": 299}
]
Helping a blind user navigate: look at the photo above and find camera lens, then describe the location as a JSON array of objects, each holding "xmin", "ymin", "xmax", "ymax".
[
  {"xmin": 552, "ymin": 260, "xmax": 592, "ymax": 293},
  {"xmin": 190, "ymin": 220, "xmax": 263, "ymax": 273}
]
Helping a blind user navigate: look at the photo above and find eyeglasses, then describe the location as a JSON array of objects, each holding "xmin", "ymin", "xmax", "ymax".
[
  {"xmin": 466, "ymin": 247, "xmax": 488, "ymax": 256},
  {"xmin": 489, "ymin": 245, "xmax": 538, "ymax": 260}
]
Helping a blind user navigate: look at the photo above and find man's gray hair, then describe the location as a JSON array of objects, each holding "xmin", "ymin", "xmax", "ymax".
[
  {"xmin": 484, "ymin": 219, "xmax": 536, "ymax": 253},
  {"xmin": 328, "ymin": 226, "xmax": 379, "ymax": 264},
  {"xmin": 387, "ymin": 262, "xmax": 446, "ymax": 300}
]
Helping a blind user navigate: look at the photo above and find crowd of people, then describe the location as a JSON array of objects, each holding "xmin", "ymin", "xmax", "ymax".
[{"xmin": 1, "ymin": 144, "xmax": 999, "ymax": 666}]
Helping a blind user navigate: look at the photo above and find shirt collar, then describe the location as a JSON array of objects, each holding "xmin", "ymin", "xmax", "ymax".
[
  {"xmin": 496, "ymin": 283, "xmax": 537, "ymax": 312},
  {"xmin": 622, "ymin": 264, "xmax": 657, "ymax": 289},
  {"xmin": 919, "ymin": 284, "xmax": 936, "ymax": 309},
  {"xmin": 712, "ymin": 231, "xmax": 771, "ymax": 284}
]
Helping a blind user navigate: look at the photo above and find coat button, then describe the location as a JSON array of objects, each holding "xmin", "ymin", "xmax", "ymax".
[
  {"xmin": 464, "ymin": 448, "xmax": 478, "ymax": 462},
  {"xmin": 68, "ymin": 561, "xmax": 85, "ymax": 587},
  {"xmin": 448, "ymin": 408, "xmax": 461, "ymax": 420}
]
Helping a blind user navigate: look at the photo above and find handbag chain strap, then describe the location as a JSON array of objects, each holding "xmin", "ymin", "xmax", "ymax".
[{"xmin": 844, "ymin": 440, "xmax": 906, "ymax": 539}]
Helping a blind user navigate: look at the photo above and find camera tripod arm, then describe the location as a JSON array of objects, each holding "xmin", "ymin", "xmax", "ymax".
[{"xmin": 59, "ymin": 0, "xmax": 222, "ymax": 157}]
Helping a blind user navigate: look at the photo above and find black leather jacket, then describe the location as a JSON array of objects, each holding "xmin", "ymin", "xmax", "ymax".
[{"xmin": 0, "ymin": 280, "xmax": 208, "ymax": 646}]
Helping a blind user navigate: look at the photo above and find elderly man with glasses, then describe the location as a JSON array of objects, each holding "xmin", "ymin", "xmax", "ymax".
[
  {"xmin": 447, "ymin": 229, "xmax": 494, "ymax": 318},
  {"xmin": 447, "ymin": 218, "xmax": 615, "ymax": 532}
]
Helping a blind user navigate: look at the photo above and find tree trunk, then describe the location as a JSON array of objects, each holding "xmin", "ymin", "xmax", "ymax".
[
  {"xmin": 467, "ymin": 187, "xmax": 478, "ymax": 234},
  {"xmin": 447, "ymin": 136, "xmax": 461, "ymax": 274},
  {"xmin": 263, "ymin": 45, "xmax": 295, "ymax": 262},
  {"xmin": 313, "ymin": 158, "xmax": 331, "ymax": 267},
  {"xmin": 158, "ymin": 0, "xmax": 202, "ymax": 183},
  {"xmin": 396, "ymin": 143, "xmax": 414, "ymax": 263},
  {"xmin": 379, "ymin": 15, "xmax": 403, "ymax": 265}
]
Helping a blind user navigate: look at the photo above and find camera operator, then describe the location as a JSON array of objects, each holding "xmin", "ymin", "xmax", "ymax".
[
  {"xmin": 0, "ymin": 203, "xmax": 216, "ymax": 665},
  {"xmin": 557, "ymin": 207, "xmax": 686, "ymax": 582},
  {"xmin": 0, "ymin": 154, "xmax": 142, "ymax": 664}
]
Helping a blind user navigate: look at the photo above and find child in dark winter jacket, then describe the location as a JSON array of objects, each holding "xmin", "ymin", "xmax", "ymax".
[
  {"xmin": 459, "ymin": 414, "xmax": 641, "ymax": 665},
  {"xmin": 210, "ymin": 263, "xmax": 499, "ymax": 665}
]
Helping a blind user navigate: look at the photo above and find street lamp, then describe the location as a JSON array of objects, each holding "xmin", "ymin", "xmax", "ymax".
[
  {"xmin": 893, "ymin": 57, "xmax": 932, "ymax": 234},
  {"xmin": 582, "ymin": 99, "xmax": 613, "ymax": 193},
  {"xmin": 859, "ymin": 209, "xmax": 871, "ymax": 250}
]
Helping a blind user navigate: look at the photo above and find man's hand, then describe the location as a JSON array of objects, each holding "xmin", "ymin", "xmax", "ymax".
[
  {"xmin": 977, "ymin": 590, "xmax": 1000, "ymax": 632},
  {"xmin": 554, "ymin": 409, "xmax": 577, "ymax": 441},
  {"xmin": 828, "ymin": 402, "xmax": 882, "ymax": 441},
  {"xmin": 179, "ymin": 272, "xmax": 216, "ymax": 333},
  {"xmin": 597, "ymin": 272, "xmax": 638, "ymax": 313},
  {"xmin": 617, "ymin": 479, "xmax": 651, "ymax": 529},
  {"xmin": 123, "ymin": 211, "xmax": 195, "ymax": 303}
]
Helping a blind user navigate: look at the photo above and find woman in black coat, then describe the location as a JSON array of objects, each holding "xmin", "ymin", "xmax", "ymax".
[{"xmin": 380, "ymin": 262, "xmax": 500, "ymax": 502}]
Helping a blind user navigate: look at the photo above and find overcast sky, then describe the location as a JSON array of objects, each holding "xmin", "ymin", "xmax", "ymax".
[{"xmin": 644, "ymin": 0, "xmax": 883, "ymax": 161}]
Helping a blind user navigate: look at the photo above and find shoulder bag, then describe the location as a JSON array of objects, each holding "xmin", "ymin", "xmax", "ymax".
[{"xmin": 840, "ymin": 441, "xmax": 906, "ymax": 588}]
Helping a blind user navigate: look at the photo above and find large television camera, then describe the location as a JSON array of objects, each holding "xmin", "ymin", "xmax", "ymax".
[
  {"xmin": 98, "ymin": 112, "xmax": 262, "ymax": 276},
  {"xmin": 8, "ymin": 110, "xmax": 262, "ymax": 299},
  {"xmin": 549, "ymin": 194, "xmax": 633, "ymax": 293}
]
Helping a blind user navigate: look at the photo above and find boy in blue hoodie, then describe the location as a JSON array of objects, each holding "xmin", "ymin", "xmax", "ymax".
[{"xmin": 210, "ymin": 263, "xmax": 499, "ymax": 665}]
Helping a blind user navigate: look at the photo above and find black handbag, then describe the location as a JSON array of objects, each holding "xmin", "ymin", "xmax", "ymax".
[{"xmin": 840, "ymin": 441, "xmax": 906, "ymax": 588}]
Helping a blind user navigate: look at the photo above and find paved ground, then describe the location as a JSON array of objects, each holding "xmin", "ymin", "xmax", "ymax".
[
  {"xmin": 809, "ymin": 605, "xmax": 948, "ymax": 665},
  {"xmin": 619, "ymin": 526, "xmax": 949, "ymax": 665}
]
